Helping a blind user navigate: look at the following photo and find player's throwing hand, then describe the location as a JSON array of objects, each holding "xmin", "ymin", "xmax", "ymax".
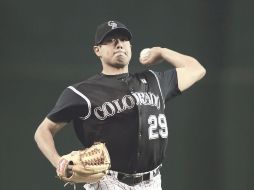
[{"xmin": 139, "ymin": 47, "xmax": 164, "ymax": 65}]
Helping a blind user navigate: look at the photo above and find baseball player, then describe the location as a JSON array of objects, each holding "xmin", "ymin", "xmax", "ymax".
[{"xmin": 34, "ymin": 20, "xmax": 206, "ymax": 190}]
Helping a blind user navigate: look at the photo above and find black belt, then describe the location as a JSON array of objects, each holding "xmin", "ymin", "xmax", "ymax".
[{"xmin": 110, "ymin": 166, "xmax": 161, "ymax": 186}]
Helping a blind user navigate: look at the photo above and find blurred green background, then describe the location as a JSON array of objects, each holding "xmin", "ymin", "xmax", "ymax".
[{"xmin": 1, "ymin": 0, "xmax": 253, "ymax": 190}]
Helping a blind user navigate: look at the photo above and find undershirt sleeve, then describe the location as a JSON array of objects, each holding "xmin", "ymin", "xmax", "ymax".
[
  {"xmin": 152, "ymin": 69, "xmax": 181, "ymax": 101},
  {"xmin": 47, "ymin": 86, "xmax": 90, "ymax": 123}
]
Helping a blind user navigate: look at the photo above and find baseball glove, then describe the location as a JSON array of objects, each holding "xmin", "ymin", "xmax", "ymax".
[{"xmin": 56, "ymin": 142, "xmax": 111, "ymax": 184}]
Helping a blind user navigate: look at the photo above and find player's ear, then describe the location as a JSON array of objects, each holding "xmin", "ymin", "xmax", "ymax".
[{"xmin": 93, "ymin": 46, "xmax": 101, "ymax": 57}]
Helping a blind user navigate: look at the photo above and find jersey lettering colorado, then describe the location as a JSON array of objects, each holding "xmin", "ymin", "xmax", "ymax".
[{"xmin": 47, "ymin": 69, "xmax": 181, "ymax": 174}]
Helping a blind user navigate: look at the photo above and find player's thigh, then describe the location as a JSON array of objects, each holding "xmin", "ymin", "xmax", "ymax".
[{"xmin": 83, "ymin": 175, "xmax": 129, "ymax": 190}]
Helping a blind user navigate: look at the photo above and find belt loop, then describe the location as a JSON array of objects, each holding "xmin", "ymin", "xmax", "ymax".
[{"xmin": 149, "ymin": 171, "xmax": 153, "ymax": 179}]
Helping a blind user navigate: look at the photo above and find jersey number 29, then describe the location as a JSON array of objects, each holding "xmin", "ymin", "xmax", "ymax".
[{"xmin": 148, "ymin": 114, "xmax": 168, "ymax": 140}]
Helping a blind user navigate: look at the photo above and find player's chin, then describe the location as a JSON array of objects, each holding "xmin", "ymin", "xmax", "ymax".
[
  {"xmin": 112, "ymin": 59, "xmax": 129, "ymax": 68},
  {"xmin": 111, "ymin": 62, "xmax": 128, "ymax": 69}
]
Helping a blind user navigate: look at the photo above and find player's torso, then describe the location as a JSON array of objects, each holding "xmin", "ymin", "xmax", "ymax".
[{"xmin": 73, "ymin": 72, "xmax": 168, "ymax": 173}]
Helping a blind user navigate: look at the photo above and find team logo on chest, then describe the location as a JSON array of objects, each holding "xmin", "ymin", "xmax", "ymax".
[
  {"xmin": 94, "ymin": 95, "xmax": 135, "ymax": 120},
  {"xmin": 93, "ymin": 92, "xmax": 160, "ymax": 120},
  {"xmin": 131, "ymin": 92, "xmax": 160, "ymax": 109}
]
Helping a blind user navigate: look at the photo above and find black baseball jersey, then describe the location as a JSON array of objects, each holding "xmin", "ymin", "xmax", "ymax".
[{"xmin": 47, "ymin": 69, "xmax": 181, "ymax": 174}]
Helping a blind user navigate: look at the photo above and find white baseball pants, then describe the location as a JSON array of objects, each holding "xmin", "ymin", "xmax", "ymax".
[{"xmin": 83, "ymin": 172, "xmax": 162, "ymax": 190}]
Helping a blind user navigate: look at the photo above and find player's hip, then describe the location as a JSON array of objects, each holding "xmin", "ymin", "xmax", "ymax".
[{"xmin": 83, "ymin": 172, "xmax": 162, "ymax": 190}]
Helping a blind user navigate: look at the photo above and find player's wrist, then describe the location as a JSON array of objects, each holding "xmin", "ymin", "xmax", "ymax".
[
  {"xmin": 52, "ymin": 155, "xmax": 61, "ymax": 168},
  {"xmin": 160, "ymin": 47, "xmax": 171, "ymax": 59}
]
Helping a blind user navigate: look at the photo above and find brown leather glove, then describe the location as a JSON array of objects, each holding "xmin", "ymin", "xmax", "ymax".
[{"xmin": 56, "ymin": 142, "xmax": 111, "ymax": 184}]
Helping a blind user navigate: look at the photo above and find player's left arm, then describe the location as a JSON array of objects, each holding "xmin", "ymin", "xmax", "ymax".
[{"xmin": 140, "ymin": 47, "xmax": 206, "ymax": 91}]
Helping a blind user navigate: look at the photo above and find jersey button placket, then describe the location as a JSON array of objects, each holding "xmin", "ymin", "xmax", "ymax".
[{"xmin": 137, "ymin": 120, "xmax": 142, "ymax": 162}]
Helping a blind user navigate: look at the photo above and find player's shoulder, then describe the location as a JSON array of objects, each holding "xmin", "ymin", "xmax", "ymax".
[
  {"xmin": 132, "ymin": 69, "xmax": 152, "ymax": 77},
  {"xmin": 132, "ymin": 69, "xmax": 160, "ymax": 80},
  {"xmin": 146, "ymin": 68, "xmax": 177, "ymax": 78},
  {"xmin": 69, "ymin": 74, "xmax": 101, "ymax": 89},
  {"xmin": 133, "ymin": 69, "xmax": 177, "ymax": 85}
]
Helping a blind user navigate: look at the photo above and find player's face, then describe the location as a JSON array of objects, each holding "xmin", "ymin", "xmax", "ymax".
[{"xmin": 94, "ymin": 34, "xmax": 132, "ymax": 69}]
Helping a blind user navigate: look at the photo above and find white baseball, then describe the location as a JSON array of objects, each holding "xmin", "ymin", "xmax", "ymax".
[{"xmin": 140, "ymin": 48, "xmax": 151, "ymax": 60}]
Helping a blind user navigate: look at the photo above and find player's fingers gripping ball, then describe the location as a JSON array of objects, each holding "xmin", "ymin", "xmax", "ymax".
[
  {"xmin": 56, "ymin": 142, "xmax": 111, "ymax": 184},
  {"xmin": 139, "ymin": 48, "xmax": 151, "ymax": 64}
]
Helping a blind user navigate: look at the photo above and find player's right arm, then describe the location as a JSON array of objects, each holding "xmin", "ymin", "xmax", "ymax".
[
  {"xmin": 34, "ymin": 86, "xmax": 90, "ymax": 168},
  {"xmin": 34, "ymin": 117, "xmax": 67, "ymax": 168}
]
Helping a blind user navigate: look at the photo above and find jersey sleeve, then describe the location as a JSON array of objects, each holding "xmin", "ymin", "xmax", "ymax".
[
  {"xmin": 47, "ymin": 86, "xmax": 91, "ymax": 123},
  {"xmin": 151, "ymin": 69, "xmax": 181, "ymax": 101}
]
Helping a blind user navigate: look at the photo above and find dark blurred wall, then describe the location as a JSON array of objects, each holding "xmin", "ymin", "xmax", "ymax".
[{"xmin": 1, "ymin": 0, "xmax": 253, "ymax": 190}]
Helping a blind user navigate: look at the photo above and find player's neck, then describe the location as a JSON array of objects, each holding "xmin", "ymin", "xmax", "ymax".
[{"xmin": 101, "ymin": 66, "xmax": 129, "ymax": 75}]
